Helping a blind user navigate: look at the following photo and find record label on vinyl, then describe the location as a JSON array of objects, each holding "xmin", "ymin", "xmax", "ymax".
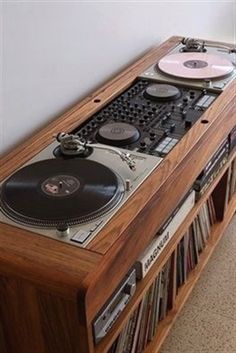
[
  {"xmin": 41, "ymin": 175, "xmax": 80, "ymax": 197},
  {"xmin": 158, "ymin": 53, "xmax": 234, "ymax": 79}
]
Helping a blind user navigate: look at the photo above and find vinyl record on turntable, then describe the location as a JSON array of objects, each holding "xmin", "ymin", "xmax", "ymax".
[
  {"xmin": 157, "ymin": 52, "xmax": 234, "ymax": 79},
  {"xmin": 0, "ymin": 159, "xmax": 124, "ymax": 227}
]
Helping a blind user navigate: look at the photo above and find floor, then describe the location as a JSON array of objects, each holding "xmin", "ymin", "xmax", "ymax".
[{"xmin": 160, "ymin": 215, "xmax": 236, "ymax": 353}]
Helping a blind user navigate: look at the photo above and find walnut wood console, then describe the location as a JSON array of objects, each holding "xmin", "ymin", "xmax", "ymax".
[{"xmin": 0, "ymin": 36, "xmax": 235, "ymax": 353}]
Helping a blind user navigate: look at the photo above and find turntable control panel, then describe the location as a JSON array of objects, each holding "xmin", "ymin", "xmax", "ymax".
[{"xmin": 74, "ymin": 79, "xmax": 219, "ymax": 157}]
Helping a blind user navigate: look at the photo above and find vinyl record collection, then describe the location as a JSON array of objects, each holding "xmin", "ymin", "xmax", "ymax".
[
  {"xmin": 108, "ymin": 197, "xmax": 216, "ymax": 353},
  {"xmin": 226, "ymin": 158, "xmax": 236, "ymax": 204},
  {"xmin": 176, "ymin": 197, "xmax": 216, "ymax": 289}
]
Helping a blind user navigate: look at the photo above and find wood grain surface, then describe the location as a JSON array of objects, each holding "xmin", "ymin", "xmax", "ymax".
[{"xmin": 0, "ymin": 36, "xmax": 235, "ymax": 353}]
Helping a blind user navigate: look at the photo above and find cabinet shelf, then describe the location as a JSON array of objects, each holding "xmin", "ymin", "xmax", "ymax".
[
  {"xmin": 95, "ymin": 151, "xmax": 236, "ymax": 353},
  {"xmin": 144, "ymin": 194, "xmax": 236, "ymax": 353}
]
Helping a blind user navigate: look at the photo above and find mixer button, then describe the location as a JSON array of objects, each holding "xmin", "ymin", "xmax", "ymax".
[{"xmin": 139, "ymin": 141, "xmax": 147, "ymax": 148}]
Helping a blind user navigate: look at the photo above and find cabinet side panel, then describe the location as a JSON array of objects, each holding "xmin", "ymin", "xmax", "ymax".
[
  {"xmin": 0, "ymin": 319, "xmax": 7, "ymax": 353},
  {"xmin": 0, "ymin": 276, "xmax": 45, "ymax": 353},
  {"xmin": 38, "ymin": 292, "xmax": 85, "ymax": 353}
]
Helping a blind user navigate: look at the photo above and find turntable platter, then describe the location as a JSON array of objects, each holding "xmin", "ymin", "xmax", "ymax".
[
  {"xmin": 0, "ymin": 159, "xmax": 124, "ymax": 227},
  {"xmin": 157, "ymin": 52, "xmax": 234, "ymax": 79}
]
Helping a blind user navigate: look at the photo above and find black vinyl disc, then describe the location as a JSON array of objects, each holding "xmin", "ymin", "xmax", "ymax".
[{"xmin": 0, "ymin": 159, "xmax": 124, "ymax": 227}]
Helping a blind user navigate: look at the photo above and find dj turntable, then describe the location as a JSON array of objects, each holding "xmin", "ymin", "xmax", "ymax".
[
  {"xmin": 0, "ymin": 139, "xmax": 162, "ymax": 247},
  {"xmin": 140, "ymin": 37, "xmax": 236, "ymax": 90},
  {"xmin": 0, "ymin": 37, "xmax": 235, "ymax": 249}
]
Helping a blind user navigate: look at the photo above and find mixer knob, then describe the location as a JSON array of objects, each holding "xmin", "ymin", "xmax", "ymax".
[
  {"xmin": 139, "ymin": 141, "xmax": 147, "ymax": 149},
  {"xmin": 150, "ymin": 131, "xmax": 156, "ymax": 140},
  {"xmin": 171, "ymin": 105, "xmax": 175, "ymax": 111},
  {"xmin": 161, "ymin": 116, "xmax": 168, "ymax": 124},
  {"xmin": 181, "ymin": 110, "xmax": 187, "ymax": 118},
  {"xmin": 183, "ymin": 97, "xmax": 189, "ymax": 104},
  {"xmin": 164, "ymin": 129, "xmax": 169, "ymax": 137},
  {"xmin": 170, "ymin": 123, "xmax": 176, "ymax": 132},
  {"xmin": 139, "ymin": 118, "xmax": 145, "ymax": 125},
  {"xmin": 190, "ymin": 91, "xmax": 195, "ymax": 98}
]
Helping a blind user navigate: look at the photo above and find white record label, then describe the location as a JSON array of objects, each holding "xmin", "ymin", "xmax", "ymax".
[{"xmin": 158, "ymin": 53, "xmax": 234, "ymax": 79}]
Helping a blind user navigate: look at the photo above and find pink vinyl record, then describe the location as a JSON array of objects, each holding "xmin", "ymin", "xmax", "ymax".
[{"xmin": 158, "ymin": 53, "xmax": 234, "ymax": 79}]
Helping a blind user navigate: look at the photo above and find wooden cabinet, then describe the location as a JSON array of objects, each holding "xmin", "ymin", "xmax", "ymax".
[{"xmin": 0, "ymin": 36, "xmax": 235, "ymax": 353}]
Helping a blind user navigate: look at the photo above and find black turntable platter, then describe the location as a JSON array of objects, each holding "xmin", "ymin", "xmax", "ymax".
[
  {"xmin": 96, "ymin": 122, "xmax": 140, "ymax": 146},
  {"xmin": 0, "ymin": 159, "xmax": 124, "ymax": 227},
  {"xmin": 144, "ymin": 83, "xmax": 181, "ymax": 101}
]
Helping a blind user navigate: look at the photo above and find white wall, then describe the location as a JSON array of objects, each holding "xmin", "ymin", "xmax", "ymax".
[{"xmin": 1, "ymin": 1, "xmax": 235, "ymax": 156}]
